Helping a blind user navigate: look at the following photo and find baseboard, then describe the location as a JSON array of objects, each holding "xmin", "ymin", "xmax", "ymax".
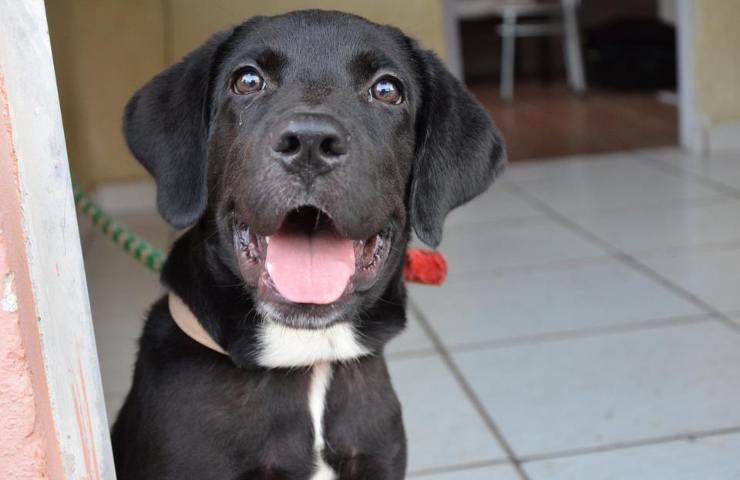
[
  {"xmin": 704, "ymin": 120, "xmax": 740, "ymax": 155},
  {"xmin": 91, "ymin": 180, "xmax": 157, "ymax": 215}
]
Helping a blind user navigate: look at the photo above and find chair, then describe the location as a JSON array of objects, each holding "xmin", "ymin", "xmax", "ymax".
[{"xmin": 452, "ymin": 0, "xmax": 587, "ymax": 100}]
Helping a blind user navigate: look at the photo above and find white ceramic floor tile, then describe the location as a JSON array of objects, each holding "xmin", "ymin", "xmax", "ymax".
[
  {"xmin": 514, "ymin": 157, "xmax": 721, "ymax": 214},
  {"xmin": 453, "ymin": 322, "xmax": 740, "ymax": 457},
  {"xmin": 385, "ymin": 309, "xmax": 435, "ymax": 356},
  {"xmin": 438, "ymin": 218, "xmax": 608, "ymax": 276},
  {"xmin": 388, "ymin": 355, "xmax": 507, "ymax": 473},
  {"xmin": 445, "ymin": 186, "xmax": 543, "ymax": 229},
  {"xmin": 524, "ymin": 432, "xmax": 740, "ymax": 480},
  {"xmin": 571, "ymin": 198, "xmax": 740, "ymax": 252},
  {"xmin": 410, "ymin": 260, "xmax": 702, "ymax": 348},
  {"xmin": 414, "ymin": 463, "xmax": 521, "ymax": 480},
  {"xmin": 501, "ymin": 152, "xmax": 641, "ymax": 184},
  {"xmin": 636, "ymin": 247, "xmax": 740, "ymax": 312}
]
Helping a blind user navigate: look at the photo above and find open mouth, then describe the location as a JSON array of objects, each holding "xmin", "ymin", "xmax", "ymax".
[{"xmin": 234, "ymin": 206, "xmax": 392, "ymax": 310}]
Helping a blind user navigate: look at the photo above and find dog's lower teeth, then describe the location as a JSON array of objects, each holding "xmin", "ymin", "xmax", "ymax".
[
  {"xmin": 374, "ymin": 237, "xmax": 384, "ymax": 257},
  {"xmin": 237, "ymin": 226, "xmax": 250, "ymax": 248},
  {"xmin": 236, "ymin": 224, "xmax": 262, "ymax": 261}
]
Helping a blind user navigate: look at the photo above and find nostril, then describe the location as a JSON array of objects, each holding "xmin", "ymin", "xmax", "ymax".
[
  {"xmin": 274, "ymin": 134, "xmax": 300, "ymax": 155},
  {"xmin": 320, "ymin": 135, "xmax": 346, "ymax": 157}
]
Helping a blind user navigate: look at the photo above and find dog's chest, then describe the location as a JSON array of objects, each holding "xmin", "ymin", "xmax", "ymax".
[
  {"xmin": 307, "ymin": 360, "xmax": 406, "ymax": 480},
  {"xmin": 308, "ymin": 363, "xmax": 336, "ymax": 480},
  {"xmin": 117, "ymin": 350, "xmax": 404, "ymax": 479}
]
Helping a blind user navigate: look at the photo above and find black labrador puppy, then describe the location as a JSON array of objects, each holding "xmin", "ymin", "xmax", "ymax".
[{"xmin": 112, "ymin": 10, "xmax": 505, "ymax": 480}]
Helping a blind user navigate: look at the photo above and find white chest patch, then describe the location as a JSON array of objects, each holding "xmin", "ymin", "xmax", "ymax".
[
  {"xmin": 309, "ymin": 363, "xmax": 336, "ymax": 480},
  {"xmin": 256, "ymin": 320, "xmax": 371, "ymax": 368}
]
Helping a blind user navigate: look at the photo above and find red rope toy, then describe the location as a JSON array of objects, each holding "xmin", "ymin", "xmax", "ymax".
[{"xmin": 403, "ymin": 248, "xmax": 447, "ymax": 285}]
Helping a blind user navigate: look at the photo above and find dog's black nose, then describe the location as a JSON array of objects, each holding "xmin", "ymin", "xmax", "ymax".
[{"xmin": 270, "ymin": 114, "xmax": 348, "ymax": 183}]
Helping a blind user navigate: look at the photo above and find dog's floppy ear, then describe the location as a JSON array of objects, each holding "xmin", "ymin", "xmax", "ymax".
[
  {"xmin": 410, "ymin": 49, "xmax": 506, "ymax": 247},
  {"xmin": 123, "ymin": 30, "xmax": 233, "ymax": 228}
]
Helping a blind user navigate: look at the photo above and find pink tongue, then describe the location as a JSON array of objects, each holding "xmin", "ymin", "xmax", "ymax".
[{"xmin": 266, "ymin": 228, "xmax": 355, "ymax": 304}]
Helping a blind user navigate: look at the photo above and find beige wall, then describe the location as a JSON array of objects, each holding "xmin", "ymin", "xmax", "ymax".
[
  {"xmin": 693, "ymin": 1, "xmax": 740, "ymax": 123},
  {"xmin": 46, "ymin": 0, "xmax": 446, "ymax": 187},
  {"xmin": 46, "ymin": 0, "xmax": 166, "ymax": 187},
  {"xmin": 167, "ymin": 0, "xmax": 447, "ymax": 62}
]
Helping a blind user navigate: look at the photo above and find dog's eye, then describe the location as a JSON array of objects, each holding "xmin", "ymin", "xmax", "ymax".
[
  {"xmin": 370, "ymin": 77, "xmax": 403, "ymax": 105},
  {"xmin": 232, "ymin": 68, "xmax": 266, "ymax": 95}
]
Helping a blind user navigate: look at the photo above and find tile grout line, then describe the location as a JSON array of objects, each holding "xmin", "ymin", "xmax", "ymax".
[
  {"xmin": 443, "ymin": 313, "xmax": 713, "ymax": 355},
  {"xmin": 407, "ymin": 300, "xmax": 532, "ymax": 480},
  {"xmin": 518, "ymin": 424, "xmax": 740, "ymax": 464},
  {"xmin": 636, "ymin": 151, "xmax": 740, "ymax": 200},
  {"xmin": 505, "ymin": 182, "xmax": 740, "ymax": 337},
  {"xmin": 446, "ymin": 213, "xmax": 553, "ymax": 231},
  {"xmin": 629, "ymin": 238, "xmax": 740, "ymax": 258},
  {"xmin": 447, "ymin": 191, "xmax": 728, "ymax": 233},
  {"xmin": 444, "ymin": 254, "xmax": 615, "ymax": 282},
  {"xmin": 391, "ymin": 313, "xmax": 714, "ymax": 362},
  {"xmin": 406, "ymin": 458, "xmax": 511, "ymax": 478},
  {"xmin": 501, "ymin": 178, "xmax": 733, "ymax": 213},
  {"xmin": 442, "ymin": 235, "xmax": 740, "ymax": 286},
  {"xmin": 609, "ymin": 254, "xmax": 740, "ymax": 336},
  {"xmin": 385, "ymin": 347, "xmax": 439, "ymax": 361}
]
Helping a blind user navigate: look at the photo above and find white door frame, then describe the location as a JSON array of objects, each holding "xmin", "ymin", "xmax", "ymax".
[
  {"xmin": 443, "ymin": 0, "xmax": 464, "ymax": 79},
  {"xmin": 0, "ymin": 1, "xmax": 115, "ymax": 478},
  {"xmin": 677, "ymin": 0, "xmax": 700, "ymax": 153}
]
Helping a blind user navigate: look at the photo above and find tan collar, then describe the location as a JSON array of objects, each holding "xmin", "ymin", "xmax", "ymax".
[{"xmin": 168, "ymin": 293, "xmax": 228, "ymax": 356}]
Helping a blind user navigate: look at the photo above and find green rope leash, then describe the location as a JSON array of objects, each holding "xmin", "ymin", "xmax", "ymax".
[{"xmin": 73, "ymin": 180, "xmax": 166, "ymax": 273}]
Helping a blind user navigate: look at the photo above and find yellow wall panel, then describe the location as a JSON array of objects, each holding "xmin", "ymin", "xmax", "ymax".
[
  {"xmin": 693, "ymin": 0, "xmax": 740, "ymax": 123},
  {"xmin": 165, "ymin": 0, "xmax": 446, "ymax": 63},
  {"xmin": 46, "ymin": 0, "xmax": 166, "ymax": 186}
]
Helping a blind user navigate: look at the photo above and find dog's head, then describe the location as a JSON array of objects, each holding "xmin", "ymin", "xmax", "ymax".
[{"xmin": 124, "ymin": 10, "xmax": 504, "ymax": 362}]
